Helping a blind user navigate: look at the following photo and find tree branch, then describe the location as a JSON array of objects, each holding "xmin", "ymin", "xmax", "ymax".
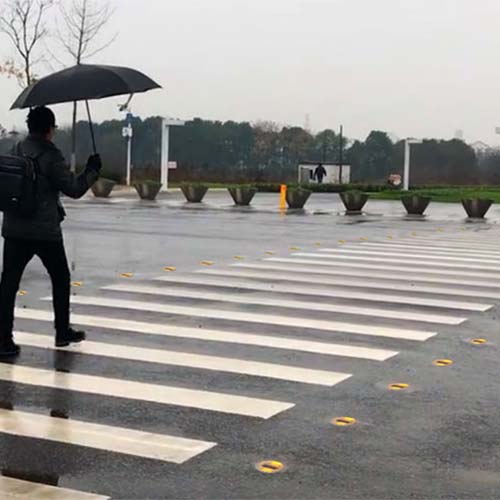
[
  {"xmin": 56, "ymin": 0, "xmax": 117, "ymax": 64},
  {"xmin": 0, "ymin": 0, "xmax": 53, "ymax": 86}
]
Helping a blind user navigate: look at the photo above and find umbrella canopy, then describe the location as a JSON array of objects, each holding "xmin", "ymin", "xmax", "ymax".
[
  {"xmin": 10, "ymin": 64, "xmax": 161, "ymax": 109},
  {"xmin": 10, "ymin": 64, "xmax": 161, "ymax": 154}
]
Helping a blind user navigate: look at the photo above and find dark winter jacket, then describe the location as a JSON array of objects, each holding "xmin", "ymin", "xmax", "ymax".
[
  {"xmin": 314, "ymin": 165, "xmax": 327, "ymax": 180},
  {"xmin": 2, "ymin": 135, "xmax": 98, "ymax": 241}
]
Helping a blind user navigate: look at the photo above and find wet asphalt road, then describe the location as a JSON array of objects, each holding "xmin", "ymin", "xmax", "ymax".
[{"xmin": 1, "ymin": 191, "xmax": 500, "ymax": 499}]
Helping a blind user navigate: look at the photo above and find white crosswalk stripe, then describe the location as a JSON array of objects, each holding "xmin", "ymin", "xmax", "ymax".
[
  {"xmin": 159, "ymin": 270, "xmax": 491, "ymax": 311},
  {"xmin": 14, "ymin": 308, "xmax": 398, "ymax": 360},
  {"xmin": 266, "ymin": 256, "xmax": 500, "ymax": 280},
  {"xmin": 408, "ymin": 234, "xmax": 497, "ymax": 242},
  {"xmin": 358, "ymin": 242, "xmax": 500, "ymax": 259},
  {"xmin": 100, "ymin": 283, "xmax": 467, "ymax": 325},
  {"xmin": 46, "ymin": 295, "xmax": 438, "ymax": 340},
  {"xmin": 397, "ymin": 237, "xmax": 500, "ymax": 251},
  {"xmin": 0, "ymin": 363, "xmax": 293, "ymax": 418},
  {"xmin": 0, "ymin": 476, "xmax": 109, "ymax": 500},
  {"xmin": 319, "ymin": 247, "xmax": 500, "ymax": 265},
  {"xmin": 233, "ymin": 261, "xmax": 500, "ymax": 290},
  {"xmin": 14, "ymin": 332, "xmax": 351, "ymax": 386},
  {"xmin": 0, "ymin": 408, "xmax": 216, "ymax": 464},
  {"xmin": 291, "ymin": 252, "xmax": 500, "ymax": 272}
]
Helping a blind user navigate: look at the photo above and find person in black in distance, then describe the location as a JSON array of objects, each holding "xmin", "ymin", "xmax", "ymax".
[
  {"xmin": 0, "ymin": 106, "xmax": 102, "ymax": 357},
  {"xmin": 314, "ymin": 163, "xmax": 327, "ymax": 183}
]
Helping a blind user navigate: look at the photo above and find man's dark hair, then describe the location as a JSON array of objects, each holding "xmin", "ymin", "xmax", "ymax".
[{"xmin": 27, "ymin": 106, "xmax": 56, "ymax": 135}]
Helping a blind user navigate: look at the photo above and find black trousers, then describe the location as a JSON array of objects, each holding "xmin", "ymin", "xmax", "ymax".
[{"xmin": 0, "ymin": 238, "xmax": 70, "ymax": 340}]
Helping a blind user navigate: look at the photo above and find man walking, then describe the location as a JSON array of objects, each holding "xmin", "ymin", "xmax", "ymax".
[
  {"xmin": 314, "ymin": 163, "xmax": 327, "ymax": 184},
  {"xmin": 0, "ymin": 106, "xmax": 101, "ymax": 357}
]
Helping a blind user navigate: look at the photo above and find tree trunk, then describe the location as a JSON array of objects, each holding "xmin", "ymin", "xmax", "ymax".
[{"xmin": 24, "ymin": 57, "xmax": 31, "ymax": 87}]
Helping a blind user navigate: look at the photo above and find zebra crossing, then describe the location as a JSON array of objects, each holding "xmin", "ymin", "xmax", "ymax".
[
  {"xmin": 0, "ymin": 475, "xmax": 109, "ymax": 499},
  {"xmin": 1, "ymin": 229, "xmax": 499, "ymax": 498}
]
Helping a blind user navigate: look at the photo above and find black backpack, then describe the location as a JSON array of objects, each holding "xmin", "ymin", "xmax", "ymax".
[{"xmin": 0, "ymin": 143, "xmax": 40, "ymax": 217}]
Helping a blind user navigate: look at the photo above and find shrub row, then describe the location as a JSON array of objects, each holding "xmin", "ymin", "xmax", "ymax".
[{"xmin": 254, "ymin": 183, "xmax": 392, "ymax": 193}]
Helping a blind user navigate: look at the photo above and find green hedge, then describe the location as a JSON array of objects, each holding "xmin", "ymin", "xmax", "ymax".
[
  {"xmin": 256, "ymin": 183, "xmax": 500, "ymax": 194},
  {"xmin": 254, "ymin": 183, "xmax": 390, "ymax": 193},
  {"xmin": 170, "ymin": 182, "xmax": 500, "ymax": 197},
  {"xmin": 226, "ymin": 184, "xmax": 258, "ymax": 190},
  {"xmin": 180, "ymin": 182, "xmax": 211, "ymax": 188},
  {"xmin": 373, "ymin": 187, "xmax": 500, "ymax": 203}
]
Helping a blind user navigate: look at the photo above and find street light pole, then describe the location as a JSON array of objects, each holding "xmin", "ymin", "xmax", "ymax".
[
  {"xmin": 126, "ymin": 125, "xmax": 132, "ymax": 186},
  {"xmin": 122, "ymin": 112, "xmax": 133, "ymax": 186},
  {"xmin": 119, "ymin": 95, "xmax": 135, "ymax": 187},
  {"xmin": 339, "ymin": 125, "xmax": 344, "ymax": 184}
]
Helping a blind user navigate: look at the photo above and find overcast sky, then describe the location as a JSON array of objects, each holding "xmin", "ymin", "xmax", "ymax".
[{"xmin": 2, "ymin": 0, "xmax": 500, "ymax": 144}]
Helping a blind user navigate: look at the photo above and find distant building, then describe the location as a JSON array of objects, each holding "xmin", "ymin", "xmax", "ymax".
[
  {"xmin": 298, "ymin": 162, "xmax": 351, "ymax": 184},
  {"xmin": 470, "ymin": 141, "xmax": 491, "ymax": 154}
]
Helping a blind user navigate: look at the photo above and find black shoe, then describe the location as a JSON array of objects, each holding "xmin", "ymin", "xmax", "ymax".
[
  {"xmin": 55, "ymin": 328, "xmax": 86, "ymax": 348},
  {"xmin": 0, "ymin": 339, "xmax": 21, "ymax": 358}
]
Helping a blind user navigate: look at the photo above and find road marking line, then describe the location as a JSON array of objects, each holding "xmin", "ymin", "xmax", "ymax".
[
  {"xmin": 362, "ymin": 240, "xmax": 500, "ymax": 254},
  {"xmin": 397, "ymin": 237, "xmax": 500, "ymax": 251},
  {"xmin": 101, "ymin": 284, "xmax": 466, "ymax": 325},
  {"xmin": 407, "ymin": 234, "xmax": 497, "ymax": 242},
  {"xmin": 0, "ymin": 476, "xmax": 109, "ymax": 500},
  {"xmin": 14, "ymin": 309, "xmax": 398, "ymax": 361},
  {"xmin": 265, "ymin": 257, "xmax": 500, "ymax": 280},
  {"xmin": 159, "ymin": 272, "xmax": 490, "ymax": 312},
  {"xmin": 318, "ymin": 248, "xmax": 500, "ymax": 265},
  {"xmin": 405, "ymin": 235, "xmax": 500, "ymax": 242},
  {"xmin": 0, "ymin": 363, "xmax": 292, "ymax": 419},
  {"xmin": 234, "ymin": 262, "xmax": 500, "ymax": 290},
  {"xmin": 0, "ymin": 408, "xmax": 216, "ymax": 464},
  {"xmin": 358, "ymin": 242, "xmax": 500, "ymax": 259},
  {"xmin": 193, "ymin": 268, "xmax": 492, "ymax": 310},
  {"xmin": 290, "ymin": 252, "xmax": 500, "ymax": 273},
  {"xmin": 42, "ymin": 296, "xmax": 437, "ymax": 341},
  {"xmin": 15, "ymin": 332, "xmax": 350, "ymax": 387}
]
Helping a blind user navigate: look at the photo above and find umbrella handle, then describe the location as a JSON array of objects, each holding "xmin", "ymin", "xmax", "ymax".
[{"xmin": 85, "ymin": 100, "xmax": 97, "ymax": 154}]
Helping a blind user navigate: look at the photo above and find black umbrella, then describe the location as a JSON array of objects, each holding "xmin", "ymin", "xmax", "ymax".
[{"xmin": 10, "ymin": 64, "xmax": 162, "ymax": 152}]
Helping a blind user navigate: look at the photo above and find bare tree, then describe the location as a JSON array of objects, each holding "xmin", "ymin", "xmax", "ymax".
[
  {"xmin": 0, "ymin": 0, "xmax": 53, "ymax": 87},
  {"xmin": 57, "ymin": 0, "xmax": 116, "ymax": 170}
]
